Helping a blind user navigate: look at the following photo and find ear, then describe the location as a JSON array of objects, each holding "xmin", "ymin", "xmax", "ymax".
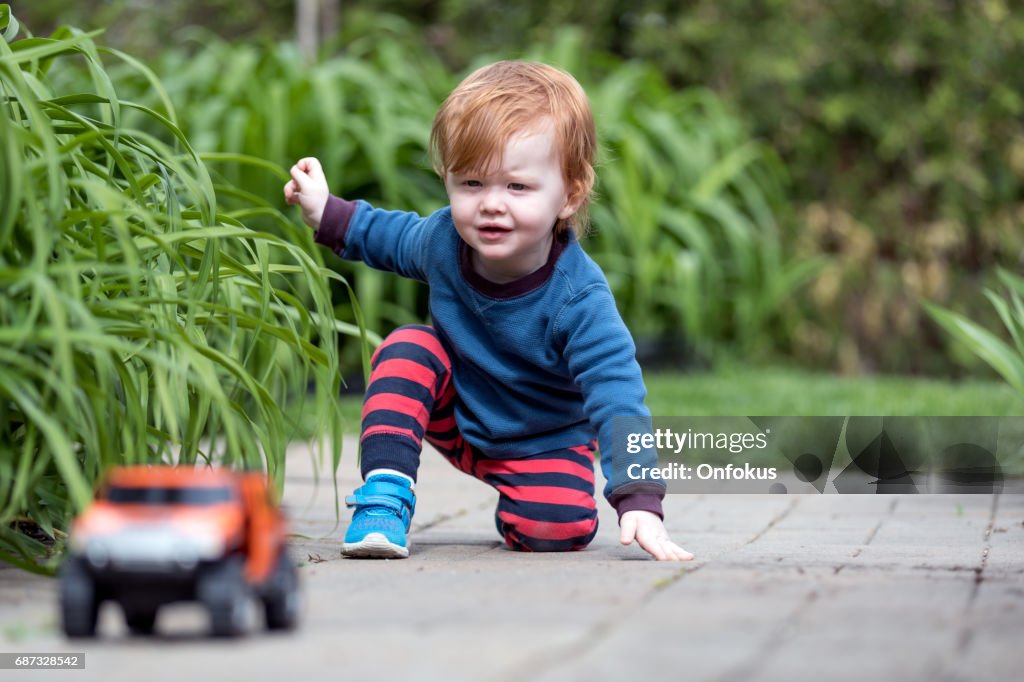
[
  {"xmin": 558, "ymin": 199, "xmax": 580, "ymax": 221},
  {"xmin": 558, "ymin": 179, "xmax": 587, "ymax": 220}
]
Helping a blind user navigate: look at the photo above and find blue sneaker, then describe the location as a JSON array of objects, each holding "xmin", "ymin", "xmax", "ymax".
[{"xmin": 342, "ymin": 475, "xmax": 416, "ymax": 559}]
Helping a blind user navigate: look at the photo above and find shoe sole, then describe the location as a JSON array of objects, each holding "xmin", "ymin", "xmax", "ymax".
[{"xmin": 341, "ymin": 532, "xmax": 410, "ymax": 559}]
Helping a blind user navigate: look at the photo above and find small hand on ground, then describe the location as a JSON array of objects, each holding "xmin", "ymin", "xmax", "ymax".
[{"xmin": 620, "ymin": 510, "xmax": 694, "ymax": 562}]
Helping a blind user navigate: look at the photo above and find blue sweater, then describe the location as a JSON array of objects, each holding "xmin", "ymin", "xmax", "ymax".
[{"xmin": 316, "ymin": 196, "xmax": 665, "ymax": 518}]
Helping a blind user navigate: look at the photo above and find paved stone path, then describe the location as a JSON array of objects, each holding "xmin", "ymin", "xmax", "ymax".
[{"xmin": 1, "ymin": 438, "xmax": 1021, "ymax": 681}]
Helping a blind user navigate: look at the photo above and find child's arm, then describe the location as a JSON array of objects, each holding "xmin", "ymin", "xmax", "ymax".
[
  {"xmin": 557, "ymin": 285, "xmax": 694, "ymax": 562},
  {"xmin": 284, "ymin": 157, "xmax": 430, "ymax": 282}
]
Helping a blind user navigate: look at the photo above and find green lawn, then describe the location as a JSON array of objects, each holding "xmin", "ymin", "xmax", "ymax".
[
  {"xmin": 319, "ymin": 366, "xmax": 1024, "ymax": 432},
  {"xmin": 293, "ymin": 366, "xmax": 1024, "ymax": 478},
  {"xmin": 643, "ymin": 366, "xmax": 1024, "ymax": 416}
]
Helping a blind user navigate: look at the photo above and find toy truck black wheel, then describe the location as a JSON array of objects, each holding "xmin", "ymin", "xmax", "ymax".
[
  {"xmin": 123, "ymin": 605, "xmax": 158, "ymax": 635},
  {"xmin": 59, "ymin": 557, "xmax": 99, "ymax": 638},
  {"xmin": 198, "ymin": 556, "xmax": 250, "ymax": 637},
  {"xmin": 262, "ymin": 552, "xmax": 299, "ymax": 631}
]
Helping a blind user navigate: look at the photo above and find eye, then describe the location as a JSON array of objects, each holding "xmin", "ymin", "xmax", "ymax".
[
  {"xmin": 508, "ymin": 183, "xmax": 528, "ymax": 191},
  {"xmin": 463, "ymin": 179, "xmax": 482, "ymax": 188}
]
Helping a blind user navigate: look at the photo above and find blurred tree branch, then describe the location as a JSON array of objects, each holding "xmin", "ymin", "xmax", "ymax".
[{"xmin": 296, "ymin": 0, "xmax": 340, "ymax": 62}]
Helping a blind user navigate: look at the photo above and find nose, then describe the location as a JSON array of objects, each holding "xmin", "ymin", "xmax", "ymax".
[{"xmin": 479, "ymin": 186, "xmax": 506, "ymax": 214}]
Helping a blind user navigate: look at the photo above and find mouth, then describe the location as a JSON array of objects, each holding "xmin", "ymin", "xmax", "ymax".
[{"xmin": 476, "ymin": 224, "xmax": 512, "ymax": 240}]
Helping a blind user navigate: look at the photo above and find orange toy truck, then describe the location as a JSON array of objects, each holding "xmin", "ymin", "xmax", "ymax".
[{"xmin": 59, "ymin": 466, "xmax": 299, "ymax": 637}]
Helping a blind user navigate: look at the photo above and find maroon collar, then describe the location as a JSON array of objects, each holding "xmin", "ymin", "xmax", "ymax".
[{"xmin": 459, "ymin": 230, "xmax": 570, "ymax": 299}]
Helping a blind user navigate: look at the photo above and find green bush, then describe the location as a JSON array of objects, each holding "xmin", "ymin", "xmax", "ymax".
[
  {"xmin": 99, "ymin": 24, "xmax": 449, "ymax": 354},
  {"xmin": 579, "ymin": 62, "xmax": 817, "ymax": 359},
  {"xmin": 643, "ymin": 0, "xmax": 1024, "ymax": 374},
  {"xmin": 0, "ymin": 8, "xmax": 354, "ymax": 572}
]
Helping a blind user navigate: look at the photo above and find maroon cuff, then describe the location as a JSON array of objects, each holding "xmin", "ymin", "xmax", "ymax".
[
  {"xmin": 313, "ymin": 195, "xmax": 358, "ymax": 253},
  {"xmin": 609, "ymin": 490, "xmax": 665, "ymax": 521}
]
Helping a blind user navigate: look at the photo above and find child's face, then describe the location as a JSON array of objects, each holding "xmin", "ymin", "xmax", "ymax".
[{"xmin": 445, "ymin": 122, "xmax": 578, "ymax": 283}]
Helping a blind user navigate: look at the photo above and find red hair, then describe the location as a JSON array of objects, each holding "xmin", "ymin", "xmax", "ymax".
[{"xmin": 430, "ymin": 61, "xmax": 597, "ymax": 235}]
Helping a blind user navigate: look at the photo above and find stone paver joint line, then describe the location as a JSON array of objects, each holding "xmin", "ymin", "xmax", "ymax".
[
  {"xmin": 834, "ymin": 498, "xmax": 897, "ymax": 575},
  {"xmin": 956, "ymin": 493, "xmax": 1000, "ymax": 654},
  {"xmin": 744, "ymin": 498, "xmax": 800, "ymax": 547}
]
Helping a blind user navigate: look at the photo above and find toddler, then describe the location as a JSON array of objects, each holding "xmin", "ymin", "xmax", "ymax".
[{"xmin": 285, "ymin": 60, "xmax": 693, "ymax": 561}]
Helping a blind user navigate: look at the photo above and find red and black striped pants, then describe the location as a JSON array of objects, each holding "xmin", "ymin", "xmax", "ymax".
[{"xmin": 359, "ymin": 325, "xmax": 599, "ymax": 552}]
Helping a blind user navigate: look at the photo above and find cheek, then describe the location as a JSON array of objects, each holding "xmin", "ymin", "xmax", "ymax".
[
  {"xmin": 447, "ymin": 193, "xmax": 469, "ymax": 216},
  {"xmin": 508, "ymin": 197, "xmax": 550, "ymax": 223},
  {"xmin": 448, "ymin": 197, "xmax": 475, "ymax": 232}
]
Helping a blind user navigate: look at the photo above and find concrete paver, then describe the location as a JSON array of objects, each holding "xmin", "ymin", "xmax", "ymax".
[{"xmin": 0, "ymin": 439, "xmax": 1021, "ymax": 681}]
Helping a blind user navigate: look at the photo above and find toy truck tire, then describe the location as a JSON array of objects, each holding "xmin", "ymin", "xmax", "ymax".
[
  {"xmin": 198, "ymin": 556, "xmax": 250, "ymax": 637},
  {"xmin": 262, "ymin": 552, "xmax": 299, "ymax": 631},
  {"xmin": 59, "ymin": 557, "xmax": 99, "ymax": 638}
]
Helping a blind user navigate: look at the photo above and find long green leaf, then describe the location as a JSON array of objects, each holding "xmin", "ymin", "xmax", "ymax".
[{"xmin": 924, "ymin": 304, "xmax": 1024, "ymax": 393}]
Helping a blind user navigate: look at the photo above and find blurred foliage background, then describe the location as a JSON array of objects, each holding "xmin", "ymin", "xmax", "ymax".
[{"xmin": 12, "ymin": 0, "xmax": 1024, "ymax": 378}]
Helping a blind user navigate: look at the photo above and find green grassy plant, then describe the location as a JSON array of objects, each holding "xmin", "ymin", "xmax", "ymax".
[
  {"xmin": 926, "ymin": 269, "xmax": 1024, "ymax": 394},
  {"xmin": 587, "ymin": 73, "xmax": 818, "ymax": 360},
  {"xmin": 0, "ymin": 8, "xmax": 356, "ymax": 572},
  {"xmin": 111, "ymin": 26, "xmax": 448, "ymax": 348}
]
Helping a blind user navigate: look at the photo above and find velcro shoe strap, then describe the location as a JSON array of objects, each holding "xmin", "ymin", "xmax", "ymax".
[
  {"xmin": 345, "ymin": 493, "xmax": 407, "ymax": 515},
  {"xmin": 344, "ymin": 492, "xmax": 414, "ymax": 528},
  {"xmin": 357, "ymin": 480, "xmax": 416, "ymax": 508}
]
